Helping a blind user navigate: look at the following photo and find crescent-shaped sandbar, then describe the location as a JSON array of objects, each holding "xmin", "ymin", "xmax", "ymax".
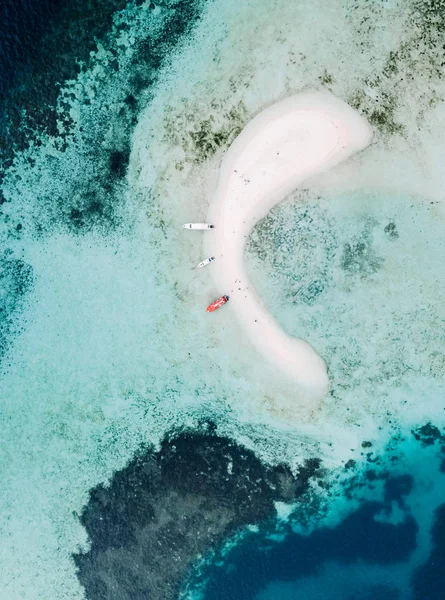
[{"xmin": 204, "ymin": 92, "xmax": 372, "ymax": 394}]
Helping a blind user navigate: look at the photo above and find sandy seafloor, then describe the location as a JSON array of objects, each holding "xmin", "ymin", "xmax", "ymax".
[{"xmin": 1, "ymin": 0, "xmax": 445, "ymax": 598}]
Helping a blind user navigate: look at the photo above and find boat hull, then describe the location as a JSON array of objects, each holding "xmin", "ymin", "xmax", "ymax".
[
  {"xmin": 183, "ymin": 223, "xmax": 214, "ymax": 230},
  {"xmin": 197, "ymin": 256, "xmax": 215, "ymax": 268},
  {"xmin": 206, "ymin": 295, "xmax": 229, "ymax": 312}
]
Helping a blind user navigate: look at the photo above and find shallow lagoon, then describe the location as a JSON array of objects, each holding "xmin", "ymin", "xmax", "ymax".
[{"xmin": 1, "ymin": 0, "xmax": 445, "ymax": 597}]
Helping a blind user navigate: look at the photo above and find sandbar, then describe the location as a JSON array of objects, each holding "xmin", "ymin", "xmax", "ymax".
[{"xmin": 204, "ymin": 92, "xmax": 372, "ymax": 394}]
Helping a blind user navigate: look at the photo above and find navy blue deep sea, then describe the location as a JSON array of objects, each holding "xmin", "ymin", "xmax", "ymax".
[
  {"xmin": 186, "ymin": 447, "xmax": 445, "ymax": 600},
  {"xmin": 0, "ymin": 0, "xmax": 56, "ymax": 94},
  {"xmin": 1, "ymin": 1, "xmax": 445, "ymax": 599}
]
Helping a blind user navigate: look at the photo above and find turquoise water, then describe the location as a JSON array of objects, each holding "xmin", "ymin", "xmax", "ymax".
[
  {"xmin": 248, "ymin": 189, "xmax": 445, "ymax": 415},
  {"xmin": 1, "ymin": 0, "xmax": 445, "ymax": 598},
  {"xmin": 181, "ymin": 190, "xmax": 445, "ymax": 599}
]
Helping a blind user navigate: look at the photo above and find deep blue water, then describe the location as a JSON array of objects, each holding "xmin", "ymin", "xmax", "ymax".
[
  {"xmin": 189, "ymin": 502, "xmax": 438, "ymax": 600},
  {"xmin": 187, "ymin": 445, "xmax": 445, "ymax": 600},
  {"xmin": 197, "ymin": 498, "xmax": 415, "ymax": 599},
  {"xmin": 0, "ymin": 0, "xmax": 59, "ymax": 96}
]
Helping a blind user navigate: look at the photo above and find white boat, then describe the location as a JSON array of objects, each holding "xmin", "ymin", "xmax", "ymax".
[
  {"xmin": 183, "ymin": 223, "xmax": 215, "ymax": 230},
  {"xmin": 197, "ymin": 256, "xmax": 215, "ymax": 268}
]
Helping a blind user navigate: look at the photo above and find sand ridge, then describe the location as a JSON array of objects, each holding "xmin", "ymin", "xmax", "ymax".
[{"xmin": 203, "ymin": 92, "xmax": 372, "ymax": 395}]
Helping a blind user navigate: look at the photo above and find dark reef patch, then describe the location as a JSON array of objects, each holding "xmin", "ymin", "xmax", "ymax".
[
  {"xmin": 109, "ymin": 149, "xmax": 130, "ymax": 179},
  {"xmin": 340, "ymin": 239, "xmax": 383, "ymax": 277},
  {"xmin": 0, "ymin": 250, "xmax": 33, "ymax": 360},
  {"xmin": 412, "ymin": 422, "xmax": 445, "ymax": 447},
  {"xmin": 69, "ymin": 197, "xmax": 107, "ymax": 231},
  {"xmin": 74, "ymin": 429, "xmax": 321, "ymax": 600},
  {"xmin": 411, "ymin": 503, "xmax": 445, "ymax": 599},
  {"xmin": 384, "ymin": 221, "xmax": 399, "ymax": 239},
  {"xmin": 293, "ymin": 278, "xmax": 326, "ymax": 306},
  {"xmin": 340, "ymin": 221, "xmax": 384, "ymax": 278}
]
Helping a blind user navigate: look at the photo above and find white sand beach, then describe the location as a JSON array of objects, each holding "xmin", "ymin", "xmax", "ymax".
[{"xmin": 204, "ymin": 92, "xmax": 372, "ymax": 394}]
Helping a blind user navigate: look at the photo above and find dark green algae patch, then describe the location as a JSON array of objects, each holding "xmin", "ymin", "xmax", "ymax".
[
  {"xmin": 343, "ymin": 0, "xmax": 445, "ymax": 137},
  {"xmin": 162, "ymin": 100, "xmax": 248, "ymax": 169},
  {"xmin": 74, "ymin": 427, "xmax": 322, "ymax": 600}
]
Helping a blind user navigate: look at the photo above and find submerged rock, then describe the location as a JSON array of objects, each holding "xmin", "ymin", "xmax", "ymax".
[
  {"xmin": 74, "ymin": 429, "xmax": 321, "ymax": 600},
  {"xmin": 412, "ymin": 422, "xmax": 445, "ymax": 447}
]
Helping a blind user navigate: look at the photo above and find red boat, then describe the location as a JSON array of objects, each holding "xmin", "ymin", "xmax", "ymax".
[{"xmin": 206, "ymin": 295, "xmax": 229, "ymax": 313}]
